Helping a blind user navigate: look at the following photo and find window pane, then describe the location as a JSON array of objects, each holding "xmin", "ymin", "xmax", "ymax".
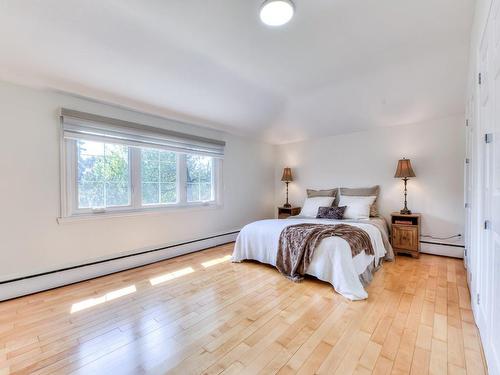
[
  {"xmin": 104, "ymin": 144, "xmax": 129, "ymax": 182},
  {"xmin": 77, "ymin": 140, "xmax": 130, "ymax": 209},
  {"xmin": 160, "ymin": 162, "xmax": 176, "ymax": 183},
  {"xmin": 186, "ymin": 155, "xmax": 200, "ymax": 183},
  {"xmin": 160, "ymin": 183, "xmax": 177, "ymax": 204},
  {"xmin": 78, "ymin": 181, "xmax": 104, "ymax": 208},
  {"xmin": 160, "ymin": 151, "xmax": 176, "ymax": 163},
  {"xmin": 78, "ymin": 154, "xmax": 105, "ymax": 182},
  {"xmin": 186, "ymin": 155, "xmax": 214, "ymax": 203},
  {"xmin": 142, "ymin": 161, "xmax": 159, "ymax": 182},
  {"xmin": 106, "ymin": 182, "xmax": 129, "ymax": 207},
  {"xmin": 187, "ymin": 183, "xmax": 200, "ymax": 202},
  {"xmin": 199, "ymin": 166, "xmax": 211, "ymax": 182},
  {"xmin": 200, "ymin": 182, "xmax": 212, "ymax": 201},
  {"xmin": 79, "ymin": 140, "xmax": 105, "ymax": 156},
  {"xmin": 142, "ymin": 182, "xmax": 159, "ymax": 205},
  {"xmin": 141, "ymin": 149, "xmax": 177, "ymax": 205},
  {"xmin": 142, "ymin": 148, "xmax": 160, "ymax": 162}
]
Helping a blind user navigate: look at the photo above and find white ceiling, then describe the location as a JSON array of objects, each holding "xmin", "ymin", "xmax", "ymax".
[{"xmin": 0, "ymin": 0, "xmax": 474, "ymax": 144}]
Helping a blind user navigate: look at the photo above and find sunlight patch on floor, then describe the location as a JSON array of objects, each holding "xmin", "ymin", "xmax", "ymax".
[
  {"xmin": 149, "ymin": 267, "xmax": 195, "ymax": 286},
  {"xmin": 201, "ymin": 255, "xmax": 232, "ymax": 268},
  {"xmin": 70, "ymin": 285, "xmax": 137, "ymax": 313}
]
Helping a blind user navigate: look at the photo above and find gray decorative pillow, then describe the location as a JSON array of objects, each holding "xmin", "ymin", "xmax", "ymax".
[
  {"xmin": 307, "ymin": 188, "xmax": 337, "ymax": 198},
  {"xmin": 339, "ymin": 186, "xmax": 380, "ymax": 217},
  {"xmin": 316, "ymin": 206, "xmax": 346, "ymax": 220}
]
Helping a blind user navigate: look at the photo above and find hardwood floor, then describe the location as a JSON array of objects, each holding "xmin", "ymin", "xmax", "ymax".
[{"xmin": 0, "ymin": 243, "xmax": 487, "ymax": 375}]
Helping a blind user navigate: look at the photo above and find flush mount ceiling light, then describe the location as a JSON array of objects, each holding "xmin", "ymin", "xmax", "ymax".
[{"xmin": 260, "ymin": 0, "xmax": 295, "ymax": 26}]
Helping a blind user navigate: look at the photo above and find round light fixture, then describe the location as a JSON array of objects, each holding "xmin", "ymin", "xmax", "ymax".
[{"xmin": 260, "ymin": 0, "xmax": 295, "ymax": 26}]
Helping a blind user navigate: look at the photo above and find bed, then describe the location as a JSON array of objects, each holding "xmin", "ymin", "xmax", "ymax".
[{"xmin": 232, "ymin": 216, "xmax": 394, "ymax": 300}]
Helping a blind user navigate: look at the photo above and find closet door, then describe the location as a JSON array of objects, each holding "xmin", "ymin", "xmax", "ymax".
[
  {"xmin": 488, "ymin": 0, "xmax": 500, "ymax": 372},
  {"xmin": 477, "ymin": 17, "xmax": 493, "ymax": 336},
  {"xmin": 465, "ymin": 98, "xmax": 474, "ymax": 280}
]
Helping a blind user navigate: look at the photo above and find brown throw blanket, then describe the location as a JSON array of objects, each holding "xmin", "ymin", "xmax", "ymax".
[{"xmin": 276, "ymin": 224, "xmax": 375, "ymax": 282}]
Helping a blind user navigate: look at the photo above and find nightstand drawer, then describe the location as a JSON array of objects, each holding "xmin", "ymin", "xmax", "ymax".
[
  {"xmin": 392, "ymin": 225, "xmax": 419, "ymax": 251},
  {"xmin": 277, "ymin": 207, "xmax": 301, "ymax": 219}
]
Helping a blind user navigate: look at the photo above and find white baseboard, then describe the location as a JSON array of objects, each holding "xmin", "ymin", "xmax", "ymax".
[
  {"xmin": 0, "ymin": 231, "xmax": 238, "ymax": 302},
  {"xmin": 420, "ymin": 242, "xmax": 464, "ymax": 258}
]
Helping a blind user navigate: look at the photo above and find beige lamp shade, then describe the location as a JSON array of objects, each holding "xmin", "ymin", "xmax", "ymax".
[
  {"xmin": 394, "ymin": 158, "xmax": 416, "ymax": 178},
  {"xmin": 281, "ymin": 167, "xmax": 293, "ymax": 182}
]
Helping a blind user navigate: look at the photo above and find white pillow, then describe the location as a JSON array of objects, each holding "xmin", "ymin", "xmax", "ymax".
[
  {"xmin": 338, "ymin": 195, "xmax": 377, "ymax": 220},
  {"xmin": 300, "ymin": 197, "xmax": 335, "ymax": 217}
]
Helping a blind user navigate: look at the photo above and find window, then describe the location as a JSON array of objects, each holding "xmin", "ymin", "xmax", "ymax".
[
  {"xmin": 187, "ymin": 154, "xmax": 214, "ymax": 202},
  {"xmin": 60, "ymin": 109, "xmax": 224, "ymax": 218},
  {"xmin": 65, "ymin": 140, "xmax": 219, "ymax": 216},
  {"xmin": 77, "ymin": 141, "xmax": 131, "ymax": 209},
  {"xmin": 141, "ymin": 149, "xmax": 178, "ymax": 205}
]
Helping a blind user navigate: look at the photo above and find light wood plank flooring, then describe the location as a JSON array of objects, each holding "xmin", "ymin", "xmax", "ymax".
[{"xmin": 0, "ymin": 243, "xmax": 487, "ymax": 374}]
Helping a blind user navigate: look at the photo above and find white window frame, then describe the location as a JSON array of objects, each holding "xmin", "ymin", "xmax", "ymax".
[{"xmin": 60, "ymin": 139, "xmax": 223, "ymax": 220}]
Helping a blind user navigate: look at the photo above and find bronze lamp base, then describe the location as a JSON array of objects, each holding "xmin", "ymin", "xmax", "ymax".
[
  {"xmin": 283, "ymin": 181, "xmax": 291, "ymax": 208},
  {"xmin": 400, "ymin": 177, "xmax": 411, "ymax": 215}
]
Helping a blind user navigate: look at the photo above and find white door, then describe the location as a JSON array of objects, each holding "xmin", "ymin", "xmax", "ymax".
[
  {"xmin": 488, "ymin": 1, "xmax": 500, "ymax": 372},
  {"xmin": 465, "ymin": 100, "xmax": 473, "ymax": 277},
  {"xmin": 477, "ymin": 17, "xmax": 493, "ymax": 335},
  {"xmin": 465, "ymin": 91, "xmax": 478, "ymax": 294}
]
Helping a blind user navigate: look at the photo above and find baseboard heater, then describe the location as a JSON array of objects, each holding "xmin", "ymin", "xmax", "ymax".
[
  {"xmin": 0, "ymin": 230, "xmax": 239, "ymax": 302},
  {"xmin": 420, "ymin": 240, "xmax": 465, "ymax": 258}
]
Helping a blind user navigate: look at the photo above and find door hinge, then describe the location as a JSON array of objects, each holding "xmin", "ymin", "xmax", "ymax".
[
  {"xmin": 465, "ymin": 202, "xmax": 469, "ymax": 208},
  {"xmin": 485, "ymin": 133, "xmax": 493, "ymax": 143},
  {"xmin": 479, "ymin": 72, "xmax": 482, "ymax": 85},
  {"xmin": 477, "ymin": 293, "xmax": 480, "ymax": 305},
  {"xmin": 484, "ymin": 220, "xmax": 491, "ymax": 230},
  {"xmin": 465, "ymin": 158, "xmax": 470, "ymax": 164},
  {"xmin": 464, "ymin": 248, "xmax": 467, "ymax": 257},
  {"xmin": 466, "ymin": 119, "xmax": 469, "ymax": 127}
]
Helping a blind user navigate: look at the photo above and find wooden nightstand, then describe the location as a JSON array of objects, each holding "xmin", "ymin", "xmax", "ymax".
[
  {"xmin": 391, "ymin": 212, "xmax": 421, "ymax": 258},
  {"xmin": 278, "ymin": 207, "xmax": 301, "ymax": 219}
]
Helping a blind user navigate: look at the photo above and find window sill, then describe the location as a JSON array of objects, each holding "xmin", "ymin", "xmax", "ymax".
[{"xmin": 57, "ymin": 203, "xmax": 222, "ymax": 224}]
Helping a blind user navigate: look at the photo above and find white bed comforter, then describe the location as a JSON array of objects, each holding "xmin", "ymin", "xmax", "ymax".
[{"xmin": 232, "ymin": 218, "xmax": 387, "ymax": 300}]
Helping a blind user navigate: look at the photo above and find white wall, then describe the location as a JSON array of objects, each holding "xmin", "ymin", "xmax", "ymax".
[
  {"xmin": 0, "ymin": 80, "xmax": 275, "ymax": 281},
  {"xmin": 274, "ymin": 115, "xmax": 466, "ymax": 255}
]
